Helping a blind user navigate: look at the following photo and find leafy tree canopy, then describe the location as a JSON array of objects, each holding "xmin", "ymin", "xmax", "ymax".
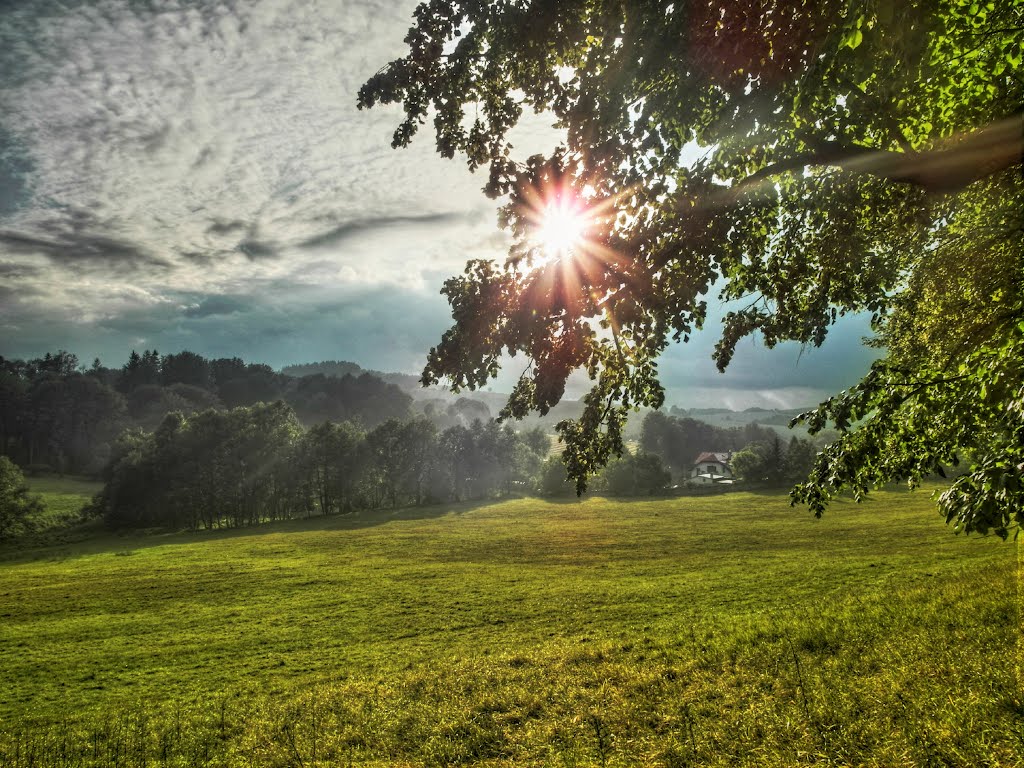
[
  {"xmin": 361, "ymin": 0, "xmax": 1023, "ymax": 534},
  {"xmin": 0, "ymin": 455, "xmax": 42, "ymax": 541}
]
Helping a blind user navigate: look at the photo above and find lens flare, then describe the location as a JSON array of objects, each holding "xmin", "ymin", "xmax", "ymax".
[{"xmin": 536, "ymin": 198, "xmax": 588, "ymax": 259}]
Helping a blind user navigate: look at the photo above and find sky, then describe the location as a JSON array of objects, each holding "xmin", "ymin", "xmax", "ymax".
[{"xmin": 0, "ymin": 0, "xmax": 879, "ymax": 409}]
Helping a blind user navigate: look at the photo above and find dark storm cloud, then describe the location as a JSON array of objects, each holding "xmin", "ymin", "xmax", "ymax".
[
  {"xmin": 206, "ymin": 219, "xmax": 248, "ymax": 236},
  {"xmin": 0, "ymin": 227, "xmax": 171, "ymax": 270},
  {"xmin": 0, "ymin": 282, "xmax": 41, "ymax": 303},
  {"xmin": 42, "ymin": 281, "xmax": 458, "ymax": 374},
  {"xmin": 651, "ymin": 311, "xmax": 880, "ymax": 408},
  {"xmin": 236, "ymin": 239, "xmax": 277, "ymax": 260},
  {"xmin": 260, "ymin": 285, "xmax": 456, "ymax": 372},
  {"xmin": 0, "ymin": 261, "xmax": 40, "ymax": 279},
  {"xmin": 299, "ymin": 211, "xmax": 481, "ymax": 249},
  {"xmin": 93, "ymin": 309, "xmax": 180, "ymax": 337}
]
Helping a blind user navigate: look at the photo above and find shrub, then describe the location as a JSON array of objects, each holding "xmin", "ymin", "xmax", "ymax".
[{"xmin": 0, "ymin": 456, "xmax": 43, "ymax": 541}]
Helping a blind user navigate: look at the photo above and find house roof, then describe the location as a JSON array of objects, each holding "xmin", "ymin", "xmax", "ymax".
[{"xmin": 694, "ymin": 451, "xmax": 731, "ymax": 466}]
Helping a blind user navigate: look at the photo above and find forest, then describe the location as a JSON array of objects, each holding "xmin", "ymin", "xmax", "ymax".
[
  {"xmin": 0, "ymin": 349, "xmax": 411, "ymax": 474},
  {"xmin": 0, "ymin": 348, "xmax": 818, "ymax": 536}
]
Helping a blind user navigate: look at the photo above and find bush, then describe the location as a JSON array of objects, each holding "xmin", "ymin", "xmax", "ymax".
[
  {"xmin": 601, "ymin": 451, "xmax": 672, "ymax": 496},
  {"xmin": 536, "ymin": 456, "xmax": 576, "ymax": 497},
  {"xmin": 0, "ymin": 456, "xmax": 43, "ymax": 541}
]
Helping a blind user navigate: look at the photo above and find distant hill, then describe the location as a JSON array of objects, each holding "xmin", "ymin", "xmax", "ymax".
[
  {"xmin": 280, "ymin": 361, "xmax": 363, "ymax": 378},
  {"xmin": 281, "ymin": 360, "xmax": 586, "ymax": 433},
  {"xmin": 280, "ymin": 362, "xmax": 817, "ymax": 438},
  {"xmin": 666, "ymin": 405, "xmax": 811, "ymax": 433}
]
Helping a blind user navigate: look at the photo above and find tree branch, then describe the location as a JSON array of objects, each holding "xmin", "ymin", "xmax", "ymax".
[{"xmin": 732, "ymin": 113, "xmax": 1024, "ymax": 196}]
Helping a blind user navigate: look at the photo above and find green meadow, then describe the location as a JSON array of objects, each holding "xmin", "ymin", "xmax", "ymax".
[
  {"xmin": 22, "ymin": 475, "xmax": 103, "ymax": 528},
  {"xmin": 1, "ymin": 486, "xmax": 1021, "ymax": 766}
]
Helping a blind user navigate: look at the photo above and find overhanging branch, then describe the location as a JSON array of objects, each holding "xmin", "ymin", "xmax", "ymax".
[{"xmin": 733, "ymin": 113, "xmax": 1024, "ymax": 196}]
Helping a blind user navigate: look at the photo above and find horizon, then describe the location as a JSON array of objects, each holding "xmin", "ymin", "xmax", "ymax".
[{"xmin": 2, "ymin": 341, "xmax": 860, "ymax": 413}]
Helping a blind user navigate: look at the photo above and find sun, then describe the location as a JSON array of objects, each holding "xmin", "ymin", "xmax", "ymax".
[{"xmin": 534, "ymin": 197, "xmax": 589, "ymax": 261}]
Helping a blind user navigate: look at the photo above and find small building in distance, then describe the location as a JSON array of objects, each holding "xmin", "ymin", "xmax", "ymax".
[{"xmin": 689, "ymin": 451, "xmax": 734, "ymax": 485}]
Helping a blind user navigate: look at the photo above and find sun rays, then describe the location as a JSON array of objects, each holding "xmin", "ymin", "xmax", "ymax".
[
  {"xmin": 511, "ymin": 176, "xmax": 638, "ymax": 343},
  {"xmin": 535, "ymin": 196, "xmax": 589, "ymax": 262},
  {"xmin": 517, "ymin": 178, "xmax": 623, "ymax": 274}
]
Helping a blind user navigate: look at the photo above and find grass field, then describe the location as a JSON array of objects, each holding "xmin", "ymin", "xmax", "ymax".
[
  {"xmin": 0, "ymin": 487, "xmax": 1021, "ymax": 766},
  {"xmin": 23, "ymin": 475, "xmax": 103, "ymax": 528}
]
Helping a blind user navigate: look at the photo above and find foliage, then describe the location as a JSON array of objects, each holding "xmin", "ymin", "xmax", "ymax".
[
  {"xmin": 118, "ymin": 349, "xmax": 161, "ymax": 393},
  {"xmin": 364, "ymin": 418, "xmax": 438, "ymax": 508},
  {"xmin": 126, "ymin": 383, "xmax": 199, "ymax": 431},
  {"xmin": 97, "ymin": 403, "xmax": 308, "ymax": 529},
  {"xmin": 435, "ymin": 418, "xmax": 542, "ymax": 501},
  {"xmin": 0, "ymin": 349, "xmax": 420, "ymax": 474},
  {"xmin": 639, "ymin": 410, "xmax": 781, "ymax": 477},
  {"xmin": 599, "ymin": 449, "xmax": 671, "ymax": 496},
  {"xmin": 536, "ymin": 455, "xmax": 577, "ymax": 497},
  {"xmin": 732, "ymin": 436, "xmax": 781, "ymax": 485},
  {"xmin": 361, "ymin": 0, "xmax": 1024, "ymax": 526},
  {"xmin": 730, "ymin": 443, "xmax": 771, "ymax": 486},
  {"xmin": 793, "ymin": 319, "xmax": 1024, "ymax": 537},
  {"xmin": 782, "ymin": 436, "xmax": 819, "ymax": 484},
  {"xmin": 21, "ymin": 370, "xmax": 127, "ymax": 474},
  {"xmin": 95, "ymin": 405, "xmax": 551, "ymax": 529},
  {"xmin": 213, "ymin": 359, "xmax": 286, "ymax": 408},
  {"xmin": 0, "ymin": 455, "xmax": 42, "ymax": 541},
  {"xmin": 727, "ymin": 436, "xmax": 819, "ymax": 487},
  {"xmin": 282, "ymin": 359, "xmax": 363, "ymax": 378},
  {"xmin": 298, "ymin": 420, "xmax": 364, "ymax": 515},
  {"xmin": 159, "ymin": 350, "xmax": 214, "ymax": 391},
  {"xmin": 0, "ymin": 491, "xmax": 1017, "ymax": 764},
  {"xmin": 287, "ymin": 372, "xmax": 412, "ymax": 429}
]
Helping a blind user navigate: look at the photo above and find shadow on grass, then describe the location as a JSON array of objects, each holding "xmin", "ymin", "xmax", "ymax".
[
  {"xmin": 0, "ymin": 496, "xmax": 504, "ymax": 564},
  {"xmin": 736, "ymin": 479, "xmax": 950, "ymax": 502},
  {"xmin": 5, "ymin": 483, "xmax": 938, "ymax": 564}
]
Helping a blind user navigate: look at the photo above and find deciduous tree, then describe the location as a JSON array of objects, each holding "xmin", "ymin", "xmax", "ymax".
[
  {"xmin": 0, "ymin": 456, "xmax": 42, "ymax": 541},
  {"xmin": 361, "ymin": 0, "xmax": 1023, "ymax": 533},
  {"xmin": 601, "ymin": 449, "xmax": 671, "ymax": 496}
]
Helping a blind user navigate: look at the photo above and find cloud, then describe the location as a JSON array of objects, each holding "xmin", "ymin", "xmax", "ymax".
[
  {"xmin": 0, "ymin": 0, "xmax": 500, "ymax": 268},
  {"xmin": 0, "ymin": 125, "xmax": 33, "ymax": 217},
  {"xmin": 0, "ymin": 0, "xmax": 876, "ymax": 409},
  {"xmin": 652, "ymin": 311, "xmax": 879, "ymax": 408},
  {"xmin": 183, "ymin": 294, "xmax": 249, "ymax": 318},
  {"xmin": 0, "ymin": 226, "xmax": 166, "ymax": 269},
  {"xmin": 0, "ymin": 261, "xmax": 40, "ymax": 279},
  {"xmin": 205, "ymin": 219, "xmax": 247, "ymax": 236},
  {"xmin": 236, "ymin": 238, "xmax": 277, "ymax": 260},
  {"xmin": 299, "ymin": 210, "xmax": 482, "ymax": 250}
]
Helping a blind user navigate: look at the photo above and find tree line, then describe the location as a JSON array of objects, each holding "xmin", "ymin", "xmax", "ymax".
[
  {"xmin": 638, "ymin": 411, "xmax": 819, "ymax": 487},
  {"xmin": 92, "ymin": 397, "xmax": 701, "ymax": 532},
  {"xmin": 94, "ymin": 402, "xmax": 556, "ymax": 530},
  {"xmin": 0, "ymin": 349, "xmax": 412, "ymax": 475},
  {"xmin": 0, "ymin": 347, "xmax": 824, "ymax": 538}
]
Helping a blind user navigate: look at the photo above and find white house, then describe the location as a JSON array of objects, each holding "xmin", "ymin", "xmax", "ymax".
[{"xmin": 689, "ymin": 451, "xmax": 734, "ymax": 485}]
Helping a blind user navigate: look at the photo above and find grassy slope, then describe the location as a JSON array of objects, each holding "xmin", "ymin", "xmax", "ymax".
[{"xmin": 0, "ymin": 489, "xmax": 1021, "ymax": 766}]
